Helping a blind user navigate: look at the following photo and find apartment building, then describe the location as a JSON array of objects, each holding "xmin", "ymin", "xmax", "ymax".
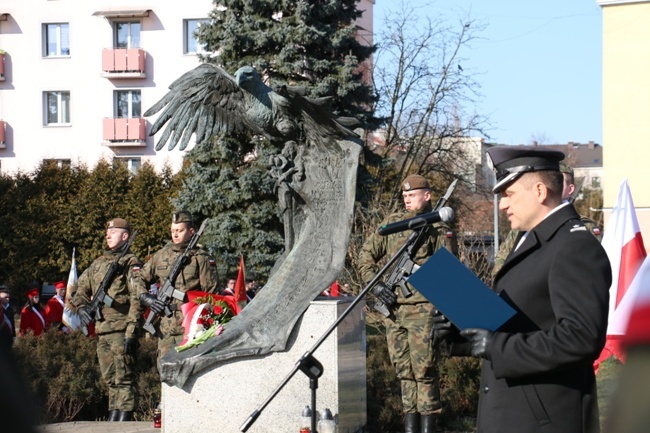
[
  {"xmin": 598, "ymin": 0, "xmax": 650, "ymax": 246},
  {"xmin": 0, "ymin": 0, "xmax": 374, "ymax": 175}
]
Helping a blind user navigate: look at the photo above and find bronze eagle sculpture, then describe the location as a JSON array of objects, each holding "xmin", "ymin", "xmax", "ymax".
[
  {"xmin": 144, "ymin": 63, "xmax": 363, "ymax": 388},
  {"xmin": 144, "ymin": 64, "xmax": 357, "ymax": 151}
]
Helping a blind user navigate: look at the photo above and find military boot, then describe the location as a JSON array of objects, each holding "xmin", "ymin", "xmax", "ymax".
[
  {"xmin": 404, "ymin": 412, "xmax": 420, "ymax": 433},
  {"xmin": 421, "ymin": 414, "xmax": 436, "ymax": 433},
  {"xmin": 108, "ymin": 409, "xmax": 120, "ymax": 421},
  {"xmin": 118, "ymin": 411, "xmax": 133, "ymax": 421}
]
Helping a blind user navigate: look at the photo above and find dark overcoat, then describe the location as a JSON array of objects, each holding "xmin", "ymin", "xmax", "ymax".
[{"xmin": 470, "ymin": 204, "xmax": 611, "ymax": 433}]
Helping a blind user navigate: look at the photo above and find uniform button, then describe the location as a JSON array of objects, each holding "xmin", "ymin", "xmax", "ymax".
[{"xmin": 483, "ymin": 386, "xmax": 489, "ymax": 393}]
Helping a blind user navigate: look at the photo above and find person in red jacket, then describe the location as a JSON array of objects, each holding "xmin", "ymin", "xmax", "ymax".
[
  {"xmin": 45, "ymin": 281, "xmax": 67, "ymax": 331},
  {"xmin": 19, "ymin": 287, "xmax": 48, "ymax": 336}
]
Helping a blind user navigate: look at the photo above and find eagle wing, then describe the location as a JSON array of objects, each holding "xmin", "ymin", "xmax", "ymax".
[{"xmin": 145, "ymin": 63, "xmax": 254, "ymax": 151}]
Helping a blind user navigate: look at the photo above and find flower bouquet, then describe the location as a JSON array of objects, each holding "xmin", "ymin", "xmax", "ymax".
[{"xmin": 176, "ymin": 291, "xmax": 240, "ymax": 352}]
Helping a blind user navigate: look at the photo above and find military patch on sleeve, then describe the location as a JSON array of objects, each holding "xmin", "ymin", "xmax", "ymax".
[
  {"xmin": 209, "ymin": 258, "xmax": 216, "ymax": 267},
  {"xmin": 593, "ymin": 227, "xmax": 601, "ymax": 235},
  {"xmin": 132, "ymin": 265, "xmax": 141, "ymax": 275},
  {"xmin": 570, "ymin": 225, "xmax": 587, "ymax": 232}
]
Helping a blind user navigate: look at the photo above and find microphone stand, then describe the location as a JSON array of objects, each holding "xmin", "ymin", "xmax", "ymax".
[{"xmin": 240, "ymin": 227, "xmax": 425, "ymax": 432}]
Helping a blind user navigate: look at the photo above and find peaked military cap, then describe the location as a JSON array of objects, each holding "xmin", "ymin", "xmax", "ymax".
[
  {"xmin": 402, "ymin": 174, "xmax": 430, "ymax": 192},
  {"xmin": 172, "ymin": 210, "xmax": 194, "ymax": 225},
  {"xmin": 106, "ymin": 218, "xmax": 131, "ymax": 232},
  {"xmin": 486, "ymin": 146, "xmax": 565, "ymax": 193}
]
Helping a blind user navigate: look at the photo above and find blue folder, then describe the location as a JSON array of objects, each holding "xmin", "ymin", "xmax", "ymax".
[{"xmin": 407, "ymin": 248, "xmax": 516, "ymax": 331}]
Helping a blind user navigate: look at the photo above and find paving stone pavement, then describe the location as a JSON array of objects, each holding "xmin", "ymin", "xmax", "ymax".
[{"xmin": 39, "ymin": 421, "xmax": 159, "ymax": 433}]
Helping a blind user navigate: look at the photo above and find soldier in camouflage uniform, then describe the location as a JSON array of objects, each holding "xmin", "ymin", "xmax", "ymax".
[
  {"xmin": 137, "ymin": 211, "xmax": 219, "ymax": 360},
  {"xmin": 73, "ymin": 218, "xmax": 143, "ymax": 422},
  {"xmin": 492, "ymin": 161, "xmax": 601, "ymax": 276},
  {"xmin": 359, "ymin": 175, "xmax": 453, "ymax": 433}
]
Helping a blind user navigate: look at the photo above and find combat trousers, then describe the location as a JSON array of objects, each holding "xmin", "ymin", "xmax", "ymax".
[
  {"xmin": 97, "ymin": 332, "xmax": 136, "ymax": 412},
  {"xmin": 385, "ymin": 302, "xmax": 442, "ymax": 415}
]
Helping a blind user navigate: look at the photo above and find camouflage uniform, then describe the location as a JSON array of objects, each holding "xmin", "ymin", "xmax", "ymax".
[
  {"xmin": 138, "ymin": 241, "xmax": 219, "ymax": 359},
  {"xmin": 359, "ymin": 202, "xmax": 450, "ymax": 416},
  {"xmin": 73, "ymin": 247, "xmax": 142, "ymax": 413}
]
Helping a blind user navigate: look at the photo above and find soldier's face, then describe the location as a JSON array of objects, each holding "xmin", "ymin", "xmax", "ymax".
[
  {"xmin": 171, "ymin": 222, "xmax": 195, "ymax": 244},
  {"xmin": 402, "ymin": 189, "xmax": 431, "ymax": 212},
  {"xmin": 106, "ymin": 228, "xmax": 129, "ymax": 250},
  {"xmin": 561, "ymin": 173, "xmax": 574, "ymax": 201}
]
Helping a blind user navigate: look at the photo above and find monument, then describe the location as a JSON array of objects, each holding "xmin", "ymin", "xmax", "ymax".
[{"xmin": 144, "ymin": 63, "xmax": 366, "ymax": 431}]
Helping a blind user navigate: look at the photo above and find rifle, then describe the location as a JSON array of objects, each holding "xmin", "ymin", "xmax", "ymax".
[
  {"xmin": 371, "ymin": 179, "xmax": 458, "ymax": 317},
  {"xmin": 81, "ymin": 230, "xmax": 138, "ymax": 326},
  {"xmin": 142, "ymin": 219, "xmax": 208, "ymax": 335}
]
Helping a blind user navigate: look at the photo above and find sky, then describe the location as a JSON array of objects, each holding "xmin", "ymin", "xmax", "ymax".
[{"xmin": 373, "ymin": 0, "xmax": 603, "ymax": 146}]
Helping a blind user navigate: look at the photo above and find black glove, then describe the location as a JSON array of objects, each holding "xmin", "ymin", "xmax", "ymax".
[
  {"xmin": 371, "ymin": 282, "xmax": 397, "ymax": 308},
  {"xmin": 430, "ymin": 310, "xmax": 457, "ymax": 344},
  {"xmin": 459, "ymin": 328, "xmax": 494, "ymax": 359},
  {"xmin": 124, "ymin": 337, "xmax": 139, "ymax": 356},
  {"xmin": 77, "ymin": 306, "xmax": 94, "ymax": 327},
  {"xmin": 139, "ymin": 293, "xmax": 166, "ymax": 314}
]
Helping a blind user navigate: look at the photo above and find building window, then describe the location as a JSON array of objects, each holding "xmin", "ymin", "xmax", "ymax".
[
  {"xmin": 44, "ymin": 23, "xmax": 70, "ymax": 56},
  {"xmin": 184, "ymin": 19, "xmax": 208, "ymax": 54},
  {"xmin": 44, "ymin": 91, "xmax": 70, "ymax": 125},
  {"xmin": 44, "ymin": 159, "xmax": 72, "ymax": 168},
  {"xmin": 115, "ymin": 90, "xmax": 141, "ymax": 118},
  {"xmin": 114, "ymin": 21, "xmax": 141, "ymax": 48},
  {"xmin": 114, "ymin": 157, "xmax": 141, "ymax": 175}
]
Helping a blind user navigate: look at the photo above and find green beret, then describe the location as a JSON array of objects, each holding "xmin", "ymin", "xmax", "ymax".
[
  {"xmin": 402, "ymin": 175, "xmax": 430, "ymax": 192},
  {"xmin": 559, "ymin": 160, "xmax": 573, "ymax": 175},
  {"xmin": 172, "ymin": 211, "xmax": 194, "ymax": 225},
  {"xmin": 106, "ymin": 218, "xmax": 131, "ymax": 232}
]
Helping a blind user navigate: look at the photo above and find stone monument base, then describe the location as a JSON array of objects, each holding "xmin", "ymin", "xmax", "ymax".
[{"xmin": 161, "ymin": 297, "xmax": 367, "ymax": 433}]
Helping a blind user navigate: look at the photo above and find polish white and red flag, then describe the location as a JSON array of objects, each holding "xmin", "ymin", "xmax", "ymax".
[{"xmin": 595, "ymin": 179, "xmax": 647, "ymax": 370}]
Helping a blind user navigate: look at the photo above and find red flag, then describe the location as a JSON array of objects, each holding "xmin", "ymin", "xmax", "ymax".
[
  {"xmin": 595, "ymin": 179, "xmax": 647, "ymax": 370},
  {"xmin": 234, "ymin": 254, "xmax": 247, "ymax": 304}
]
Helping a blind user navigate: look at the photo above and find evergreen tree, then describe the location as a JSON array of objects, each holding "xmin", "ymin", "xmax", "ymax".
[
  {"xmin": 197, "ymin": 0, "xmax": 377, "ymax": 125},
  {"xmin": 173, "ymin": 0, "xmax": 378, "ymax": 279},
  {"xmin": 174, "ymin": 135, "xmax": 283, "ymax": 281},
  {"xmin": 125, "ymin": 162, "xmax": 178, "ymax": 259}
]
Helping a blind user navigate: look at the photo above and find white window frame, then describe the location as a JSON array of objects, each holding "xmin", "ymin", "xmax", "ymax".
[
  {"xmin": 43, "ymin": 91, "xmax": 71, "ymax": 126},
  {"xmin": 184, "ymin": 19, "xmax": 208, "ymax": 54},
  {"xmin": 114, "ymin": 21, "xmax": 141, "ymax": 49},
  {"xmin": 44, "ymin": 159, "xmax": 71, "ymax": 168},
  {"xmin": 114, "ymin": 157, "xmax": 141, "ymax": 175},
  {"xmin": 43, "ymin": 23, "xmax": 70, "ymax": 57},
  {"xmin": 114, "ymin": 90, "xmax": 141, "ymax": 118}
]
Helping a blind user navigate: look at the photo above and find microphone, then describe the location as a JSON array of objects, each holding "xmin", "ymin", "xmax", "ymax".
[{"xmin": 378, "ymin": 207, "xmax": 454, "ymax": 236}]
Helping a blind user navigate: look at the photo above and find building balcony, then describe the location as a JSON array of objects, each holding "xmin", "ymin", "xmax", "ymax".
[
  {"xmin": 101, "ymin": 48, "xmax": 146, "ymax": 78},
  {"xmin": 0, "ymin": 120, "xmax": 6, "ymax": 148},
  {"xmin": 0, "ymin": 52, "xmax": 5, "ymax": 81},
  {"xmin": 102, "ymin": 118, "xmax": 146, "ymax": 147}
]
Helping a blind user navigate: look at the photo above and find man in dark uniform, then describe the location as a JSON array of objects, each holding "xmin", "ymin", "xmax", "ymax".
[
  {"xmin": 435, "ymin": 146, "xmax": 611, "ymax": 433},
  {"xmin": 359, "ymin": 175, "xmax": 453, "ymax": 433},
  {"xmin": 492, "ymin": 159, "xmax": 601, "ymax": 276},
  {"xmin": 73, "ymin": 218, "xmax": 143, "ymax": 422},
  {"xmin": 137, "ymin": 211, "xmax": 219, "ymax": 360},
  {"xmin": 0, "ymin": 288, "xmax": 15, "ymax": 348}
]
